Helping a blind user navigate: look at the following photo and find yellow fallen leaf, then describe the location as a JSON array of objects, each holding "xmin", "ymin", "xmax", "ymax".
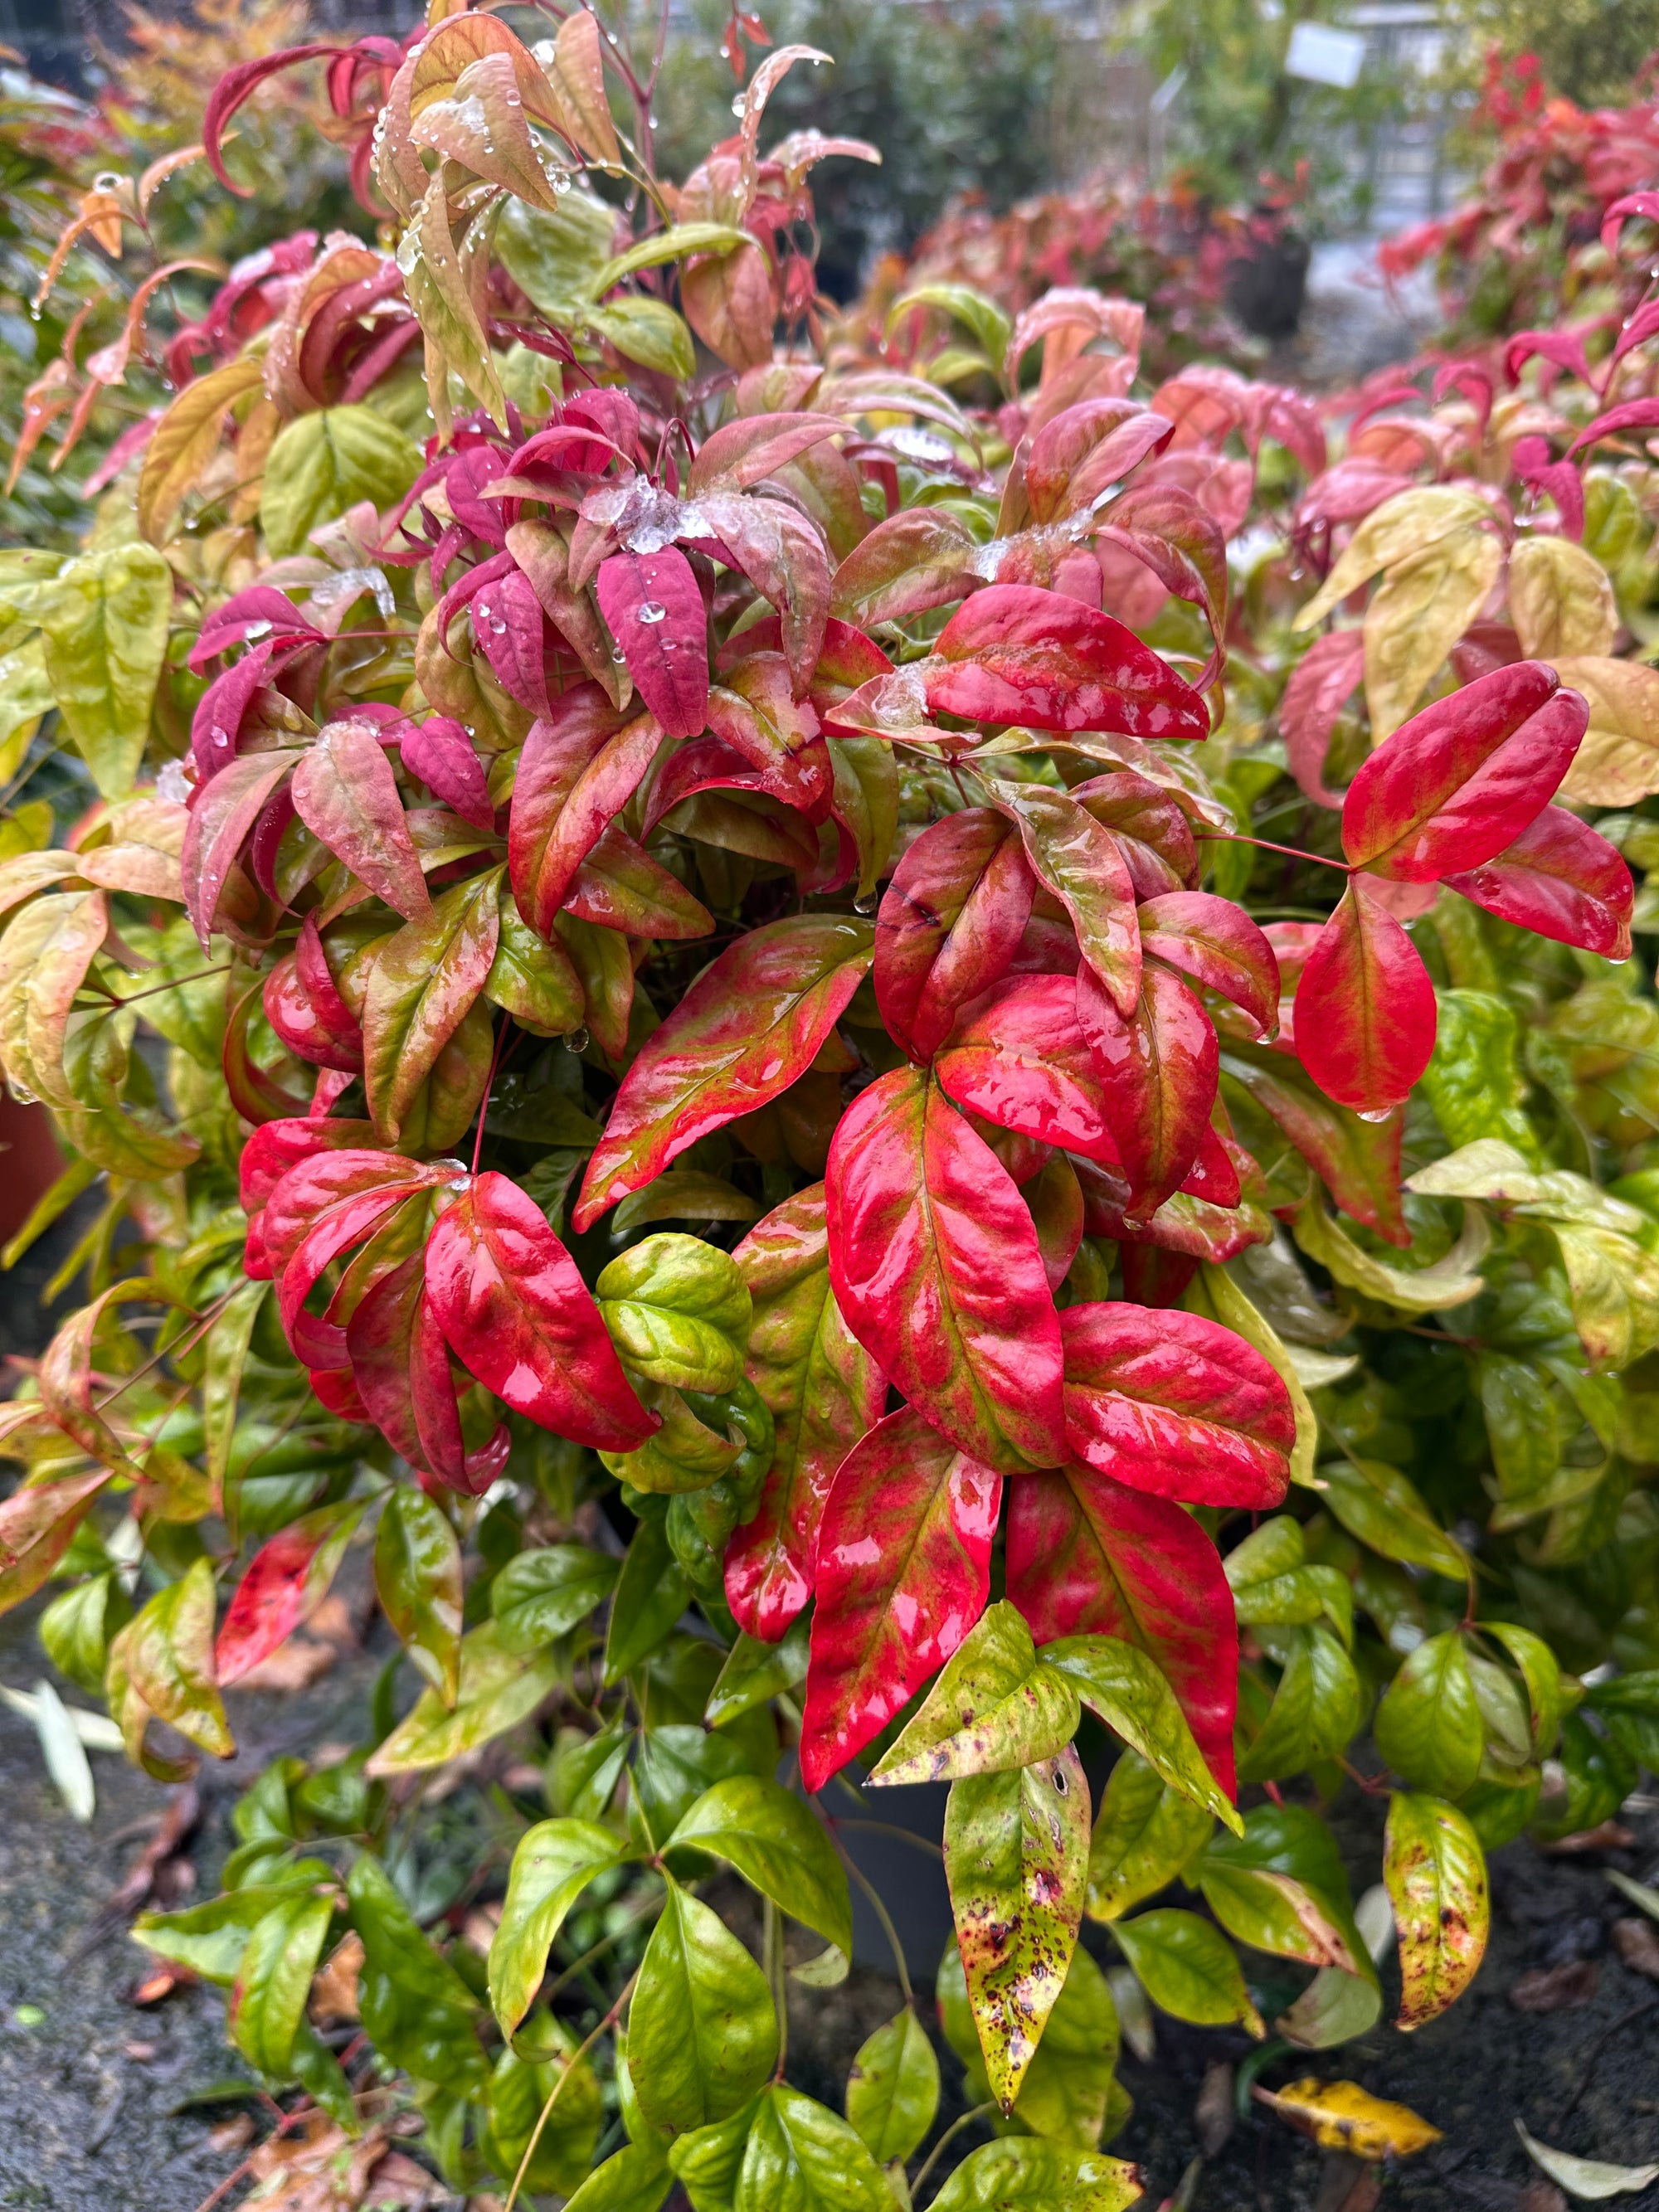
[{"xmin": 1253, "ymin": 2077, "xmax": 1443, "ymax": 2161}]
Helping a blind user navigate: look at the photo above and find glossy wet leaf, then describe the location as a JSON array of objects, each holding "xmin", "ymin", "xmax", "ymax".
[
  {"xmin": 844, "ymin": 2009, "xmax": 938, "ymax": 2165},
  {"xmin": 1374, "ymin": 1630, "xmax": 1484, "ymax": 1799},
  {"xmin": 1077, "ymin": 957, "xmax": 1216, "ymax": 1213},
  {"xmin": 629, "ymin": 1880, "xmax": 779, "ymax": 2135},
  {"xmin": 932, "ymin": 582, "xmax": 1207, "ymax": 741},
  {"xmin": 1341, "ymin": 659, "xmax": 1586, "ymax": 880},
  {"xmin": 108, "ymin": 1558, "xmax": 233, "ymax": 1765},
  {"xmin": 1384, "ymin": 1792, "xmax": 1488, "ymax": 2030},
  {"xmin": 870, "ymin": 1600, "xmax": 1079, "ymax": 1787},
  {"xmin": 1109, "ymin": 1909, "xmax": 1263, "ymax": 2035},
  {"xmin": 1040, "ymin": 1634, "xmax": 1240, "ymax": 1830},
  {"xmin": 216, "ymin": 1498, "xmax": 366, "ymax": 1685},
  {"xmin": 229, "ymin": 1889, "xmax": 334, "ymax": 2078},
  {"xmin": 365, "ymin": 1620, "xmax": 563, "ymax": 1775},
  {"xmin": 1316, "ymin": 1456, "xmax": 1467, "ymax": 1578},
  {"xmin": 1295, "ymin": 879, "xmax": 1437, "ymax": 1116},
  {"xmin": 944, "ymin": 1745, "xmax": 1090, "ymax": 2112},
  {"xmin": 925, "ymin": 2138, "xmax": 1144, "ymax": 2212},
  {"xmin": 37, "ymin": 542, "xmax": 172, "ymax": 797},
  {"xmin": 873, "ymin": 808, "xmax": 1034, "ymax": 1063},
  {"xmin": 597, "ymin": 1234, "xmax": 751, "ymax": 1396},
  {"xmin": 801, "ymin": 1403, "xmax": 1001, "ymax": 1793},
  {"xmin": 825, "ymin": 1065, "xmax": 1067, "ymax": 1472},
  {"xmin": 362, "ymin": 870, "xmax": 499, "ymax": 1148},
  {"xmin": 990, "ymin": 777, "xmax": 1141, "ymax": 1017},
  {"xmin": 669, "ymin": 1776, "xmax": 851, "ymax": 1955},
  {"xmin": 577, "ymin": 918, "xmax": 873, "ymax": 1229},
  {"xmin": 492, "ymin": 1544, "xmax": 619, "ymax": 1653},
  {"xmin": 426, "ymin": 1172, "xmax": 655, "ymax": 1450},
  {"xmin": 292, "ymin": 718, "xmax": 431, "ymax": 923},
  {"xmin": 489, "ymin": 1816, "xmax": 633, "ymax": 2039},
  {"xmin": 1059, "ymin": 1299, "xmax": 1292, "ymax": 1509},
  {"xmin": 603, "ymin": 1516, "xmax": 693, "ymax": 1685},
  {"xmin": 733, "ymin": 2085, "xmax": 893, "ymax": 2212}
]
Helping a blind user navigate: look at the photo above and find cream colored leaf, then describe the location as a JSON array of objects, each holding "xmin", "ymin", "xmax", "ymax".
[
  {"xmin": 1554, "ymin": 656, "xmax": 1659, "ymax": 805},
  {"xmin": 1516, "ymin": 2122, "xmax": 1659, "ymax": 2200},
  {"xmin": 1509, "ymin": 537, "xmax": 1617, "ymax": 659},
  {"xmin": 1364, "ymin": 527, "xmax": 1502, "ymax": 741},
  {"xmin": 1293, "ymin": 487, "xmax": 1491, "ymax": 630}
]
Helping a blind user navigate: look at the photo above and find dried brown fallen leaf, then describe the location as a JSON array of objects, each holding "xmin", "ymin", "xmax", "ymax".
[
  {"xmin": 208, "ymin": 2112, "xmax": 256, "ymax": 2154},
  {"xmin": 1195, "ymin": 2058, "xmax": 1234, "ymax": 2156},
  {"xmin": 1314, "ymin": 2152, "xmax": 1383, "ymax": 2212},
  {"xmin": 243, "ymin": 2116, "xmax": 433, "ymax": 2211},
  {"xmin": 1538, "ymin": 1822, "xmax": 1635, "ymax": 1855},
  {"xmin": 234, "ymin": 1634, "xmax": 337, "ymax": 1693},
  {"xmin": 308, "ymin": 1932, "xmax": 362, "ymax": 2027},
  {"xmin": 129, "ymin": 1962, "xmax": 193, "ymax": 2005},
  {"xmin": 1510, "ymin": 1961, "xmax": 1598, "ymax": 2012},
  {"xmin": 1613, "ymin": 1918, "xmax": 1659, "ymax": 1981}
]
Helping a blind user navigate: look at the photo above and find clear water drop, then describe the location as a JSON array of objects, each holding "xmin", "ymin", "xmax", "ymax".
[
  {"xmin": 552, "ymin": 169, "xmax": 572, "ymax": 195},
  {"xmin": 731, "ymin": 93, "xmax": 747, "ymax": 118},
  {"xmin": 563, "ymin": 1026, "xmax": 590, "ymax": 1053},
  {"xmin": 636, "ymin": 600, "xmax": 667, "ymax": 625},
  {"xmin": 611, "ymin": 644, "xmax": 627, "ymax": 663},
  {"xmin": 853, "ymin": 893, "xmax": 878, "ymax": 915}
]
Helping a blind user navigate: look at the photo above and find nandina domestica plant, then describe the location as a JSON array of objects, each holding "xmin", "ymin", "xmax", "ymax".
[{"xmin": 7, "ymin": 6, "xmax": 1659, "ymax": 2205}]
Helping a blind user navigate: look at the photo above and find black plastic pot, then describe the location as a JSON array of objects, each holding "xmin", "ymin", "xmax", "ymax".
[{"xmin": 1224, "ymin": 227, "xmax": 1311, "ymax": 341}]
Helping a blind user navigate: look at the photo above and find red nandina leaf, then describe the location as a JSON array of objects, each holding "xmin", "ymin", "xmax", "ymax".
[
  {"xmin": 265, "ymin": 1151, "xmax": 447, "ymax": 1370},
  {"xmin": 1444, "ymin": 805, "xmax": 1634, "ymax": 960},
  {"xmin": 400, "ymin": 718, "xmax": 496, "ymax": 833},
  {"xmin": 705, "ymin": 650, "xmax": 829, "ymax": 818},
  {"xmin": 215, "ymin": 1499, "xmax": 364, "ymax": 1684},
  {"xmin": 825, "ymin": 1065, "xmax": 1068, "ymax": 1472},
  {"xmin": 1060, "ymin": 1300, "xmax": 1292, "ymax": 1508},
  {"xmin": 291, "ymin": 720, "xmax": 432, "ymax": 921},
  {"xmin": 362, "ymin": 872, "xmax": 502, "ymax": 1151},
  {"xmin": 205, "ymin": 44, "xmax": 348, "ymax": 190},
  {"xmin": 928, "ymin": 583, "xmax": 1208, "ymax": 738},
  {"xmin": 688, "ymin": 411, "xmax": 848, "ymax": 494},
  {"xmin": 567, "ymin": 822, "xmax": 713, "ymax": 940},
  {"xmin": 348, "ymin": 1251, "xmax": 508, "ymax": 1494},
  {"xmin": 182, "ymin": 748, "xmax": 302, "ymax": 946},
  {"xmin": 1024, "ymin": 398, "xmax": 1173, "ymax": 524},
  {"xmin": 874, "ymin": 809, "xmax": 1036, "ymax": 1064},
  {"xmin": 1005, "ymin": 1461, "xmax": 1238, "ymax": 1795},
  {"xmin": 829, "ymin": 508, "xmax": 985, "ymax": 628},
  {"xmin": 1136, "ymin": 892, "xmax": 1279, "ymax": 1036},
  {"xmin": 424, "ymin": 1171, "xmax": 655, "ymax": 1448},
  {"xmin": 594, "ymin": 547, "xmax": 708, "ymax": 738},
  {"xmin": 1341, "ymin": 661, "xmax": 1588, "ymax": 882},
  {"xmin": 263, "ymin": 954, "xmax": 362, "ymax": 1074},
  {"xmin": 574, "ymin": 916, "xmax": 873, "ymax": 1229},
  {"xmin": 799, "ymin": 1403, "xmax": 1001, "ymax": 1792},
  {"xmin": 989, "ymin": 779, "xmax": 1141, "ymax": 1016},
  {"xmin": 239, "ymin": 1115, "xmax": 379, "ymax": 1221},
  {"xmin": 470, "ymin": 565, "xmax": 553, "ymax": 717},
  {"xmin": 1296, "ymin": 879, "xmax": 1438, "ymax": 1115},
  {"xmin": 1180, "ymin": 1116, "xmax": 1242, "ymax": 1208},
  {"xmin": 1072, "ymin": 772, "xmax": 1199, "ymax": 899},
  {"xmin": 1281, "ymin": 630, "xmax": 1365, "ymax": 808},
  {"xmin": 1095, "ymin": 482, "xmax": 1228, "ymax": 684},
  {"xmin": 222, "ymin": 984, "xmax": 314, "ymax": 1128},
  {"xmin": 695, "ymin": 492, "xmax": 831, "ymax": 694},
  {"xmin": 507, "ymin": 686, "xmax": 693, "ymax": 937},
  {"xmin": 1077, "ymin": 958, "xmax": 1219, "ymax": 1215},
  {"xmin": 933, "ymin": 975, "xmax": 1121, "ymax": 1167},
  {"xmin": 726, "ymin": 1184, "xmax": 887, "ymax": 1643}
]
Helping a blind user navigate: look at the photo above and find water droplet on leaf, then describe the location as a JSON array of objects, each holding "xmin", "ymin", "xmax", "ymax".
[{"xmin": 636, "ymin": 601, "xmax": 667, "ymax": 624}]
